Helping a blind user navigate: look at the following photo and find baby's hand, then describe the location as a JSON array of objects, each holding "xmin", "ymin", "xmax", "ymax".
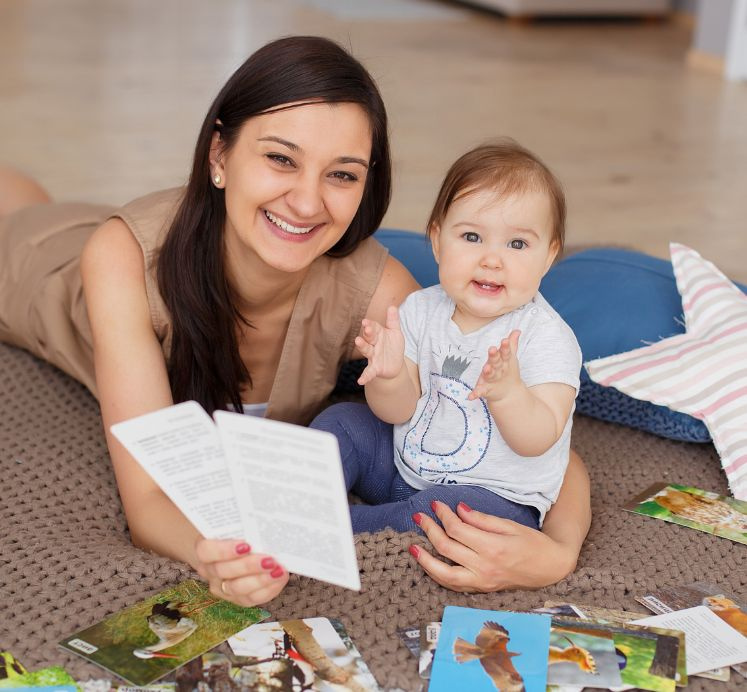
[
  {"xmin": 468, "ymin": 330, "xmax": 522, "ymax": 403},
  {"xmin": 355, "ymin": 305, "xmax": 405, "ymax": 385}
]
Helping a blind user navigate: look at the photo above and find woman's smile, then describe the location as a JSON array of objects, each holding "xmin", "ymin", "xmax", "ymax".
[{"xmin": 262, "ymin": 208, "xmax": 323, "ymax": 239}]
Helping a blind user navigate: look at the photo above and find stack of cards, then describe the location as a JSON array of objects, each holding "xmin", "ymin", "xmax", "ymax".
[
  {"xmin": 56, "ymin": 580, "xmax": 379, "ymax": 691},
  {"xmin": 396, "ymin": 597, "xmax": 747, "ymax": 692}
]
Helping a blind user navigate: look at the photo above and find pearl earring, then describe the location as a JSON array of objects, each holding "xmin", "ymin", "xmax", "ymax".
[{"xmin": 213, "ymin": 173, "xmax": 222, "ymax": 185}]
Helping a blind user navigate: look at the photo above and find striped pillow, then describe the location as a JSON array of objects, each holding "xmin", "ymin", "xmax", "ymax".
[{"xmin": 585, "ymin": 243, "xmax": 747, "ymax": 499}]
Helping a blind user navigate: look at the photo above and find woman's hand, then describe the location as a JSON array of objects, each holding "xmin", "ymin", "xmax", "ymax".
[
  {"xmin": 194, "ymin": 539, "xmax": 289, "ymax": 607},
  {"xmin": 410, "ymin": 501, "xmax": 579, "ymax": 593}
]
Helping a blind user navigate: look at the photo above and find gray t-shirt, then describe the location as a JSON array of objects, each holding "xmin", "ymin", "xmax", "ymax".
[{"xmin": 393, "ymin": 284, "xmax": 582, "ymax": 523}]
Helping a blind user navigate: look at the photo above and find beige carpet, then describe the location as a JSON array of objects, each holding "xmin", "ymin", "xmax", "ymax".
[{"xmin": 1, "ymin": 341, "xmax": 745, "ymax": 690}]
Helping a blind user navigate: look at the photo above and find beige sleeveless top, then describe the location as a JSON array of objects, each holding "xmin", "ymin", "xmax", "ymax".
[{"xmin": 0, "ymin": 188, "xmax": 388, "ymax": 425}]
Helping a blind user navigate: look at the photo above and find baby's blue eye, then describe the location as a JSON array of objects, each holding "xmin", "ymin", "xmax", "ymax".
[
  {"xmin": 462, "ymin": 232, "xmax": 480, "ymax": 243},
  {"xmin": 509, "ymin": 239, "xmax": 527, "ymax": 250}
]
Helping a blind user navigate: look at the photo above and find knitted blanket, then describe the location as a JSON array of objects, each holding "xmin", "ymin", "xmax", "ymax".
[{"xmin": 1, "ymin": 341, "xmax": 744, "ymax": 691}]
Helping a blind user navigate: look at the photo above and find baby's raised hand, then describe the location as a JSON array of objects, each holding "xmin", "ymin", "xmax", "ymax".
[
  {"xmin": 468, "ymin": 329, "xmax": 522, "ymax": 403},
  {"xmin": 355, "ymin": 305, "xmax": 405, "ymax": 385}
]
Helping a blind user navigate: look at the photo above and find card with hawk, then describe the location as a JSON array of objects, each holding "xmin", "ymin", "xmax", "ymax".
[{"xmin": 429, "ymin": 606, "xmax": 550, "ymax": 691}]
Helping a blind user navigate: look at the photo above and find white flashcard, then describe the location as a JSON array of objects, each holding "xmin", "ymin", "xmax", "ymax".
[{"xmin": 633, "ymin": 606, "xmax": 747, "ymax": 674}]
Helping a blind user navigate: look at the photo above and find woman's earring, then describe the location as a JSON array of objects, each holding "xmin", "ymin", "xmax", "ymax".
[{"xmin": 213, "ymin": 172, "xmax": 222, "ymax": 185}]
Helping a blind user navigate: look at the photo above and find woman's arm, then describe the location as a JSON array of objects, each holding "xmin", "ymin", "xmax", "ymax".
[
  {"xmin": 81, "ymin": 219, "xmax": 185, "ymax": 553},
  {"xmin": 410, "ymin": 449, "xmax": 590, "ymax": 592},
  {"xmin": 81, "ymin": 219, "xmax": 289, "ymax": 605}
]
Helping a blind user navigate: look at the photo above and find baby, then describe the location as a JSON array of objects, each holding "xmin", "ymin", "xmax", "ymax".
[{"xmin": 311, "ymin": 139, "xmax": 581, "ymax": 532}]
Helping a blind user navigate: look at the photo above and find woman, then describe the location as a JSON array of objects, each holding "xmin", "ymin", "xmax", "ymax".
[{"xmin": 0, "ymin": 36, "xmax": 590, "ymax": 607}]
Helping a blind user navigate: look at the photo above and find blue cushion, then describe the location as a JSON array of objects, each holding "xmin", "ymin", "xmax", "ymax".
[
  {"xmin": 376, "ymin": 228, "xmax": 439, "ymax": 288},
  {"xmin": 540, "ymin": 247, "xmax": 747, "ymax": 442}
]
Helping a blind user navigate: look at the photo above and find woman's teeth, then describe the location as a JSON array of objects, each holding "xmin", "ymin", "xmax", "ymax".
[{"xmin": 264, "ymin": 210, "xmax": 315, "ymax": 235}]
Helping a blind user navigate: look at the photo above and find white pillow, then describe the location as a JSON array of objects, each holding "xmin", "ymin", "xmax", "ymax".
[{"xmin": 585, "ymin": 243, "xmax": 747, "ymax": 499}]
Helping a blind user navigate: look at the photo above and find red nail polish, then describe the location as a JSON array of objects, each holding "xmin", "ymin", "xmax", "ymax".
[
  {"xmin": 235, "ymin": 542, "xmax": 251, "ymax": 555},
  {"xmin": 409, "ymin": 545, "xmax": 420, "ymax": 558},
  {"xmin": 270, "ymin": 566, "xmax": 284, "ymax": 579},
  {"xmin": 261, "ymin": 557, "xmax": 275, "ymax": 569},
  {"xmin": 458, "ymin": 501, "xmax": 472, "ymax": 513},
  {"xmin": 412, "ymin": 512, "xmax": 422, "ymax": 526},
  {"xmin": 430, "ymin": 500, "xmax": 439, "ymax": 513}
]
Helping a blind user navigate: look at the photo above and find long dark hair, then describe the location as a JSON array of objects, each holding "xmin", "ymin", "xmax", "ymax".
[{"xmin": 157, "ymin": 36, "xmax": 391, "ymax": 414}]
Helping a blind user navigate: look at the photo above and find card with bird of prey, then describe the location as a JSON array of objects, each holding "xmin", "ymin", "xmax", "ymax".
[
  {"xmin": 58, "ymin": 579, "xmax": 269, "ymax": 687},
  {"xmin": 429, "ymin": 606, "xmax": 551, "ymax": 692}
]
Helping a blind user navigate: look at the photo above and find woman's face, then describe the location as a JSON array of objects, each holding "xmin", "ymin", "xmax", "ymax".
[{"xmin": 216, "ymin": 101, "xmax": 373, "ymax": 278}]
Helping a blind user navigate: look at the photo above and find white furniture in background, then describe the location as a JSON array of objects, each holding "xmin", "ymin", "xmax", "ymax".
[
  {"xmin": 725, "ymin": 0, "xmax": 747, "ymax": 80},
  {"xmin": 688, "ymin": 0, "xmax": 747, "ymax": 81},
  {"xmin": 457, "ymin": 0, "xmax": 671, "ymax": 16}
]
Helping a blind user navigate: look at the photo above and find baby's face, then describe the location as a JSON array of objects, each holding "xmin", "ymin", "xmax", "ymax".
[{"xmin": 431, "ymin": 187, "xmax": 558, "ymax": 333}]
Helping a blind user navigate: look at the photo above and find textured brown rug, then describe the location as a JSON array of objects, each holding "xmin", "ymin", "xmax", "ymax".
[{"xmin": 1, "ymin": 340, "xmax": 745, "ymax": 690}]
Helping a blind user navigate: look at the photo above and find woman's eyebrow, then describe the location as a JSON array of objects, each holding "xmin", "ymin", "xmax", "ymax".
[
  {"xmin": 258, "ymin": 135, "xmax": 299, "ymax": 151},
  {"xmin": 338, "ymin": 156, "xmax": 369, "ymax": 169},
  {"xmin": 258, "ymin": 136, "xmax": 369, "ymax": 169}
]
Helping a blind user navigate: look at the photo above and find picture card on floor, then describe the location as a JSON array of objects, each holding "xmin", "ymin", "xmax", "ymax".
[
  {"xmin": 396, "ymin": 626, "xmax": 421, "ymax": 658},
  {"xmin": 419, "ymin": 621, "xmax": 441, "ymax": 680},
  {"xmin": 532, "ymin": 603, "xmax": 582, "ymax": 618},
  {"xmin": 637, "ymin": 581, "xmax": 747, "ymax": 679},
  {"xmin": 0, "ymin": 652, "xmax": 77, "ymax": 690},
  {"xmin": 111, "ymin": 401, "xmax": 360, "ymax": 590},
  {"xmin": 227, "ymin": 617, "xmax": 379, "ymax": 690},
  {"xmin": 633, "ymin": 606, "xmax": 747, "ymax": 675},
  {"xmin": 623, "ymin": 482, "xmax": 747, "ymax": 545},
  {"xmin": 543, "ymin": 601, "xmax": 648, "ymax": 625},
  {"xmin": 547, "ymin": 625, "xmax": 622, "ymax": 688},
  {"xmin": 429, "ymin": 606, "xmax": 550, "ymax": 692},
  {"xmin": 59, "ymin": 579, "xmax": 269, "ymax": 687},
  {"xmin": 552, "ymin": 616, "xmax": 682, "ymax": 692}
]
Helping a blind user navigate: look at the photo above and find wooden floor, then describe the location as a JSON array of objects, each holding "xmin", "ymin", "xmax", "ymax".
[{"xmin": 1, "ymin": 0, "xmax": 745, "ymax": 281}]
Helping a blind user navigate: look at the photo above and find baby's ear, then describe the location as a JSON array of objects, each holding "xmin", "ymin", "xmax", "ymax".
[
  {"xmin": 429, "ymin": 224, "xmax": 441, "ymax": 264},
  {"xmin": 544, "ymin": 238, "xmax": 561, "ymax": 273}
]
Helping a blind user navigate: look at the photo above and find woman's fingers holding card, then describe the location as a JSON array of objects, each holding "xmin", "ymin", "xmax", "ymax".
[
  {"xmin": 195, "ymin": 537, "xmax": 288, "ymax": 606},
  {"xmin": 195, "ymin": 538, "xmax": 252, "ymax": 565},
  {"xmin": 219, "ymin": 569, "xmax": 290, "ymax": 608}
]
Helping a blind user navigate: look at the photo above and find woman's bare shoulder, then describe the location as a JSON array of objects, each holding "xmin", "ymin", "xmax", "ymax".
[
  {"xmin": 81, "ymin": 217, "xmax": 153, "ymax": 339},
  {"xmin": 81, "ymin": 216, "xmax": 144, "ymax": 277}
]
